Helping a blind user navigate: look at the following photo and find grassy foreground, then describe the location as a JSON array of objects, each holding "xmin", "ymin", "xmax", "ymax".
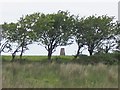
[{"xmin": 2, "ymin": 62, "xmax": 118, "ymax": 88}]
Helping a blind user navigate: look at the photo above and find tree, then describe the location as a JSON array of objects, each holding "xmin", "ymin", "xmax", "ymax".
[
  {"xmin": 73, "ymin": 15, "xmax": 114, "ymax": 56},
  {"xmin": 0, "ymin": 25, "xmax": 12, "ymax": 55},
  {"xmin": 2, "ymin": 23, "xmax": 17, "ymax": 59},
  {"xmin": 34, "ymin": 11, "xmax": 74, "ymax": 61},
  {"xmin": 0, "ymin": 40, "xmax": 12, "ymax": 55},
  {"xmin": 73, "ymin": 16, "xmax": 87, "ymax": 59},
  {"xmin": 16, "ymin": 14, "xmax": 39, "ymax": 60},
  {"xmin": 115, "ymin": 21, "xmax": 120, "ymax": 52},
  {"xmin": 96, "ymin": 35, "xmax": 117, "ymax": 54},
  {"xmin": 2, "ymin": 14, "xmax": 38, "ymax": 61}
]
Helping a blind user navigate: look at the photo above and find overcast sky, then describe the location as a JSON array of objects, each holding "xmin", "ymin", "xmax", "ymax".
[{"xmin": 0, "ymin": 0, "xmax": 119, "ymax": 56}]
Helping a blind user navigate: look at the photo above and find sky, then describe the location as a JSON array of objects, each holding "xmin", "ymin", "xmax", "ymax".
[{"xmin": 0, "ymin": 0, "xmax": 119, "ymax": 56}]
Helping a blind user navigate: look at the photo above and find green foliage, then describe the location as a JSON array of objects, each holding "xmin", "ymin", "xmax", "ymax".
[
  {"xmin": 2, "ymin": 14, "xmax": 39, "ymax": 60},
  {"xmin": 1, "ymin": 11, "xmax": 119, "ymax": 61},
  {"xmin": 2, "ymin": 23, "xmax": 17, "ymax": 42},
  {"xmin": 34, "ymin": 11, "xmax": 74, "ymax": 45},
  {"xmin": 33, "ymin": 10, "xmax": 74, "ymax": 61},
  {"xmin": 115, "ymin": 22, "xmax": 120, "ymax": 51},
  {"xmin": 73, "ymin": 15, "xmax": 115, "ymax": 56}
]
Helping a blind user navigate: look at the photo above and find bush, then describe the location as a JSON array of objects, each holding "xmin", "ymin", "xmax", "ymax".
[{"xmin": 76, "ymin": 53, "xmax": 119, "ymax": 65}]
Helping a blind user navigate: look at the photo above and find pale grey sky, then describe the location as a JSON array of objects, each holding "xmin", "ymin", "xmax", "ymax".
[{"xmin": 0, "ymin": 0, "xmax": 119, "ymax": 56}]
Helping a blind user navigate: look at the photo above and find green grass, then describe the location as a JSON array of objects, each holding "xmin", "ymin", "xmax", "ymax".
[
  {"xmin": 2, "ymin": 53, "xmax": 119, "ymax": 65},
  {"xmin": 2, "ymin": 55, "xmax": 47, "ymax": 61},
  {"xmin": 2, "ymin": 62, "xmax": 118, "ymax": 88},
  {"xmin": 2, "ymin": 54, "xmax": 119, "ymax": 88},
  {"xmin": 1, "ymin": 55, "xmax": 73, "ymax": 62}
]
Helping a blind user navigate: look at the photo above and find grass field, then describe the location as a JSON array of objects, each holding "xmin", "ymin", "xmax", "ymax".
[
  {"xmin": 2, "ymin": 55, "xmax": 73, "ymax": 62},
  {"xmin": 2, "ymin": 57, "xmax": 118, "ymax": 88}
]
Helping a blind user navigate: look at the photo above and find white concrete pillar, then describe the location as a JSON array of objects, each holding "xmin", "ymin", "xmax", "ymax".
[{"xmin": 60, "ymin": 48, "xmax": 65, "ymax": 56}]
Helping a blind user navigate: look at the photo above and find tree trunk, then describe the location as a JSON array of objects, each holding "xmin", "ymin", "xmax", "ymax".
[
  {"xmin": 105, "ymin": 46, "xmax": 109, "ymax": 53},
  {"xmin": 20, "ymin": 36, "xmax": 25, "ymax": 60},
  {"xmin": 88, "ymin": 45, "xmax": 94, "ymax": 56},
  {"xmin": 11, "ymin": 51, "xmax": 16, "ymax": 62},
  {"xmin": 88, "ymin": 50, "xmax": 93, "ymax": 56},
  {"xmin": 74, "ymin": 45, "xmax": 81, "ymax": 59},
  {"xmin": 105, "ymin": 49, "xmax": 109, "ymax": 53},
  {"xmin": 11, "ymin": 54, "xmax": 15, "ymax": 62},
  {"xmin": 11, "ymin": 45, "xmax": 20, "ymax": 62},
  {"xmin": 20, "ymin": 45, "xmax": 24, "ymax": 60},
  {"xmin": 48, "ymin": 48, "xmax": 53, "ymax": 62},
  {"xmin": 48, "ymin": 52, "xmax": 52, "ymax": 62}
]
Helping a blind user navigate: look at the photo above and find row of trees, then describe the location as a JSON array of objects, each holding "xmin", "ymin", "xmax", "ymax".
[{"xmin": 0, "ymin": 10, "xmax": 120, "ymax": 62}]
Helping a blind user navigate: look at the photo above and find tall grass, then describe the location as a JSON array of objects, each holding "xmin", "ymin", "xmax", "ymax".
[{"xmin": 2, "ymin": 62, "xmax": 118, "ymax": 88}]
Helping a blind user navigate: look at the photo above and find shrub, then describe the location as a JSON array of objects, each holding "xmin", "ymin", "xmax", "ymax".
[{"xmin": 77, "ymin": 53, "xmax": 119, "ymax": 65}]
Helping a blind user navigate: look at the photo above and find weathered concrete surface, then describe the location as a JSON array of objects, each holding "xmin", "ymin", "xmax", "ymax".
[{"xmin": 60, "ymin": 48, "xmax": 65, "ymax": 56}]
